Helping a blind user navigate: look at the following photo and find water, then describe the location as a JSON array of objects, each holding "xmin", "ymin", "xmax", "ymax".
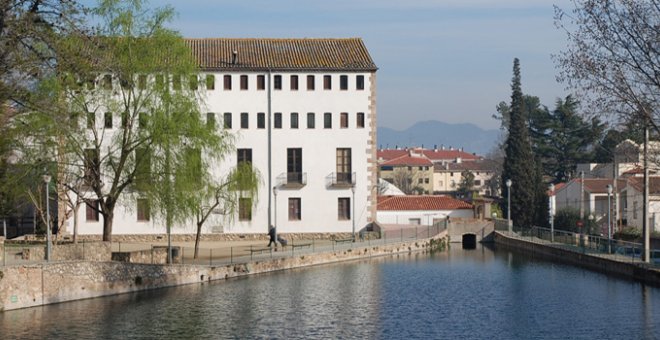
[{"xmin": 1, "ymin": 245, "xmax": 659, "ymax": 339}]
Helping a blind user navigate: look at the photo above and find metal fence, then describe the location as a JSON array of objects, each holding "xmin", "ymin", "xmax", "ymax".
[
  {"xmin": 508, "ymin": 226, "xmax": 660, "ymax": 268},
  {"xmin": 1, "ymin": 223, "xmax": 448, "ymax": 267}
]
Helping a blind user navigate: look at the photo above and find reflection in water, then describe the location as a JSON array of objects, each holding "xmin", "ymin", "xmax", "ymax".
[{"xmin": 1, "ymin": 245, "xmax": 659, "ymax": 339}]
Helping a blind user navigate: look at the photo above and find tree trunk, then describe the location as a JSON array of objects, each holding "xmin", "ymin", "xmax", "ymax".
[
  {"xmin": 194, "ymin": 221, "xmax": 202, "ymax": 259},
  {"xmin": 102, "ymin": 210, "xmax": 114, "ymax": 242},
  {"xmin": 73, "ymin": 202, "xmax": 80, "ymax": 244}
]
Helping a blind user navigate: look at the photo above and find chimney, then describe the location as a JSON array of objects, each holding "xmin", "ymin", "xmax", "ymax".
[
  {"xmin": 441, "ymin": 145, "xmax": 445, "ymax": 150},
  {"xmin": 434, "ymin": 144, "xmax": 437, "ymax": 150},
  {"xmin": 456, "ymin": 157, "xmax": 462, "ymax": 164},
  {"xmin": 450, "ymin": 146, "xmax": 454, "ymax": 151},
  {"xmin": 232, "ymin": 50, "xmax": 238, "ymax": 65}
]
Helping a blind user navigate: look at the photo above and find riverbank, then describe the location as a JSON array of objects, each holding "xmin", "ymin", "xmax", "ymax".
[
  {"xmin": 494, "ymin": 231, "xmax": 660, "ymax": 286},
  {"xmin": 0, "ymin": 233, "xmax": 448, "ymax": 312}
]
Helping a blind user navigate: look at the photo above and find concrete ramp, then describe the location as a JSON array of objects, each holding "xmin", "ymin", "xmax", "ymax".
[{"xmin": 446, "ymin": 219, "xmax": 494, "ymax": 244}]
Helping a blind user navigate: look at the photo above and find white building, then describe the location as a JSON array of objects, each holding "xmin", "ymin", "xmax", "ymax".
[
  {"xmin": 72, "ymin": 38, "xmax": 378, "ymax": 236},
  {"xmin": 376, "ymin": 195, "xmax": 474, "ymax": 226}
]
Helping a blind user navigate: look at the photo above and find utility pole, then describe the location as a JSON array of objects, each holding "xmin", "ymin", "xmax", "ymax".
[{"xmin": 642, "ymin": 120, "xmax": 650, "ymax": 263}]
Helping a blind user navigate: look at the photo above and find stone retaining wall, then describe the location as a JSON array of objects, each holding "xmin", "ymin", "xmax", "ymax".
[
  {"xmin": 0, "ymin": 233, "xmax": 448, "ymax": 311},
  {"xmin": 19, "ymin": 242, "xmax": 112, "ymax": 262},
  {"xmin": 494, "ymin": 232, "xmax": 660, "ymax": 286},
  {"xmin": 111, "ymin": 247, "xmax": 180, "ymax": 265}
]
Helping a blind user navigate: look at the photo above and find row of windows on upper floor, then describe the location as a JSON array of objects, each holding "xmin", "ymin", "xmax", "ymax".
[
  {"xmin": 87, "ymin": 111, "xmax": 366, "ymax": 130},
  {"xmin": 74, "ymin": 73, "xmax": 367, "ymax": 92}
]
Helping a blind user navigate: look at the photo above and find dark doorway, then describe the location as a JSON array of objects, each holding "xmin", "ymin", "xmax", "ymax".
[{"xmin": 462, "ymin": 234, "xmax": 477, "ymax": 249}]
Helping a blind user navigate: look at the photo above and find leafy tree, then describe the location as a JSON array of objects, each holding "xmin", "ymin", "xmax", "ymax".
[
  {"xmin": 555, "ymin": 0, "xmax": 660, "ymax": 133},
  {"xmin": 501, "ymin": 58, "xmax": 537, "ymax": 228},
  {"xmin": 17, "ymin": 0, "xmax": 258, "ymax": 245},
  {"xmin": 456, "ymin": 170, "xmax": 475, "ymax": 198}
]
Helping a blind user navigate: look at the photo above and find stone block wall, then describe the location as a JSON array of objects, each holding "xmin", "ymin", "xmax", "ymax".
[
  {"xmin": 1, "ymin": 231, "xmax": 448, "ymax": 311},
  {"xmin": 21, "ymin": 242, "xmax": 112, "ymax": 262},
  {"xmin": 112, "ymin": 247, "xmax": 180, "ymax": 265}
]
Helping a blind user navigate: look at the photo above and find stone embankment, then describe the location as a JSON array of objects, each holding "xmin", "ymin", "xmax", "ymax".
[
  {"xmin": 0, "ymin": 233, "xmax": 448, "ymax": 312},
  {"xmin": 494, "ymin": 232, "xmax": 660, "ymax": 286}
]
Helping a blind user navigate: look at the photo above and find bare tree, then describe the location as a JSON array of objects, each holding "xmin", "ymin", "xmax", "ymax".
[{"xmin": 390, "ymin": 168, "xmax": 424, "ymax": 195}]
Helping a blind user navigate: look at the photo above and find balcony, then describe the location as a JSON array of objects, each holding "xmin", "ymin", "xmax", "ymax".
[
  {"xmin": 328, "ymin": 172, "xmax": 356, "ymax": 188},
  {"xmin": 277, "ymin": 172, "xmax": 307, "ymax": 189}
]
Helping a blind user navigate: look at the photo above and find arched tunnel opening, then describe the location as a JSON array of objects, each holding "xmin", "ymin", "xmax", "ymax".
[{"xmin": 462, "ymin": 234, "xmax": 477, "ymax": 249}]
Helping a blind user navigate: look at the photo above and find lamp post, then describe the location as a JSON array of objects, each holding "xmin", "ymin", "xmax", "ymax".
[
  {"xmin": 43, "ymin": 174, "xmax": 52, "ymax": 262},
  {"xmin": 606, "ymin": 184, "xmax": 613, "ymax": 254},
  {"xmin": 351, "ymin": 185, "xmax": 356, "ymax": 242},
  {"xmin": 273, "ymin": 186, "xmax": 278, "ymax": 247},
  {"xmin": 506, "ymin": 179, "xmax": 512, "ymax": 233},
  {"xmin": 549, "ymin": 183, "xmax": 555, "ymax": 243}
]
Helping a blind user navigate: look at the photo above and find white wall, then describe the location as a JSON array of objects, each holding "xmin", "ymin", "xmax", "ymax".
[
  {"xmin": 70, "ymin": 70, "xmax": 376, "ymax": 235},
  {"xmin": 377, "ymin": 209, "xmax": 473, "ymax": 225}
]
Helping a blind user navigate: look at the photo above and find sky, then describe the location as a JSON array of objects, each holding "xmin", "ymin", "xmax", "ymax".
[{"xmin": 153, "ymin": 0, "xmax": 574, "ymax": 130}]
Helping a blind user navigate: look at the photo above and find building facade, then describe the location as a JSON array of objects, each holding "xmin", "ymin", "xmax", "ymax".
[{"xmin": 72, "ymin": 38, "xmax": 378, "ymax": 236}]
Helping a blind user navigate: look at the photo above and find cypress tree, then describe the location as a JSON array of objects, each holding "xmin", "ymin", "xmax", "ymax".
[{"xmin": 502, "ymin": 58, "xmax": 537, "ymax": 228}]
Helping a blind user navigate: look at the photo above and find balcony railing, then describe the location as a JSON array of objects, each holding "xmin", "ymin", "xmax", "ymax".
[
  {"xmin": 328, "ymin": 172, "xmax": 356, "ymax": 188},
  {"xmin": 277, "ymin": 172, "xmax": 307, "ymax": 188}
]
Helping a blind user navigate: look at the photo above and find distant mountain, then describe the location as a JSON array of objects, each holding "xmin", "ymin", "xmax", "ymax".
[{"xmin": 377, "ymin": 120, "xmax": 502, "ymax": 156}]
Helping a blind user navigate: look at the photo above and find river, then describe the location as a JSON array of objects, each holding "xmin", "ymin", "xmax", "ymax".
[{"xmin": 1, "ymin": 244, "xmax": 659, "ymax": 339}]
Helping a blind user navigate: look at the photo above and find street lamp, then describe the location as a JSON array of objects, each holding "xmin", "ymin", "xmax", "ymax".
[
  {"xmin": 606, "ymin": 184, "xmax": 613, "ymax": 254},
  {"xmin": 272, "ymin": 186, "xmax": 278, "ymax": 247},
  {"xmin": 506, "ymin": 179, "xmax": 512, "ymax": 233},
  {"xmin": 549, "ymin": 183, "xmax": 555, "ymax": 243},
  {"xmin": 351, "ymin": 185, "xmax": 356, "ymax": 242},
  {"xmin": 43, "ymin": 174, "xmax": 52, "ymax": 262}
]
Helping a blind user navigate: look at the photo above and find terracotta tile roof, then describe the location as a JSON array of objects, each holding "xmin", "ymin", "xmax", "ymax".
[
  {"xmin": 570, "ymin": 178, "xmax": 627, "ymax": 194},
  {"xmin": 377, "ymin": 149, "xmax": 408, "ymax": 161},
  {"xmin": 548, "ymin": 182, "xmax": 566, "ymax": 195},
  {"xmin": 184, "ymin": 38, "xmax": 377, "ymax": 71},
  {"xmin": 381, "ymin": 154, "xmax": 433, "ymax": 167},
  {"xmin": 625, "ymin": 177, "xmax": 660, "ymax": 194},
  {"xmin": 377, "ymin": 195, "xmax": 473, "ymax": 211}
]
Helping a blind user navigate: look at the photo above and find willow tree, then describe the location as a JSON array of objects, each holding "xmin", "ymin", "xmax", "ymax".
[{"xmin": 20, "ymin": 0, "xmax": 258, "ymax": 244}]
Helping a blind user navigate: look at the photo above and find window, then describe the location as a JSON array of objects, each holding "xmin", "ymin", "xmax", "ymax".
[
  {"xmin": 172, "ymin": 75, "xmax": 181, "ymax": 90},
  {"xmin": 357, "ymin": 112, "xmax": 365, "ymax": 128},
  {"xmin": 307, "ymin": 75, "xmax": 315, "ymax": 90},
  {"xmin": 291, "ymin": 113, "xmax": 299, "ymax": 129},
  {"xmin": 425, "ymin": 178, "xmax": 430, "ymax": 184},
  {"xmin": 418, "ymin": 178, "xmax": 424, "ymax": 184},
  {"xmin": 475, "ymin": 180, "xmax": 481, "ymax": 186},
  {"xmin": 323, "ymin": 75, "xmax": 331, "ymax": 90},
  {"xmin": 238, "ymin": 148, "xmax": 252, "ymax": 165},
  {"xmin": 239, "ymin": 198, "xmax": 252, "ymax": 221},
  {"xmin": 155, "ymin": 74, "xmax": 164, "ymax": 89},
  {"xmin": 86, "ymin": 112, "xmax": 95, "ymax": 129},
  {"xmin": 84, "ymin": 148, "xmax": 100, "ymax": 185},
  {"xmin": 135, "ymin": 148, "xmax": 151, "ymax": 190},
  {"xmin": 418, "ymin": 166, "xmax": 423, "ymax": 171},
  {"xmin": 103, "ymin": 74, "xmax": 112, "ymax": 90},
  {"xmin": 340, "ymin": 75, "xmax": 348, "ymax": 90},
  {"xmin": 307, "ymin": 113, "xmax": 315, "ymax": 129},
  {"xmin": 287, "ymin": 148, "xmax": 302, "ymax": 183},
  {"xmin": 338, "ymin": 198, "xmax": 350, "ymax": 220},
  {"xmin": 223, "ymin": 75, "xmax": 232, "ymax": 90},
  {"xmin": 207, "ymin": 112, "xmax": 216, "ymax": 128},
  {"xmin": 138, "ymin": 74, "xmax": 147, "ymax": 90},
  {"xmin": 289, "ymin": 198, "xmax": 301, "ymax": 221},
  {"xmin": 223, "ymin": 112, "xmax": 232, "ymax": 129},
  {"xmin": 257, "ymin": 112, "xmax": 265, "ymax": 129},
  {"xmin": 240, "ymin": 112, "xmax": 249, "ymax": 129},
  {"xmin": 86, "ymin": 200, "xmax": 99, "ymax": 222},
  {"xmin": 290, "ymin": 75, "xmax": 299, "ymax": 90},
  {"xmin": 340, "ymin": 112, "xmax": 348, "ymax": 128},
  {"xmin": 324, "ymin": 113, "xmax": 332, "ymax": 129},
  {"xmin": 257, "ymin": 75, "xmax": 265, "ymax": 90},
  {"xmin": 336, "ymin": 148, "xmax": 352, "ymax": 184},
  {"xmin": 139, "ymin": 112, "xmax": 148, "ymax": 128},
  {"xmin": 189, "ymin": 75, "xmax": 198, "ymax": 90},
  {"xmin": 137, "ymin": 199, "xmax": 150, "ymax": 221},
  {"xmin": 409, "ymin": 218, "xmax": 421, "ymax": 225},
  {"xmin": 206, "ymin": 75, "xmax": 215, "ymax": 90},
  {"xmin": 240, "ymin": 75, "xmax": 248, "ymax": 90},
  {"xmin": 274, "ymin": 113, "xmax": 282, "ymax": 129},
  {"xmin": 356, "ymin": 75, "xmax": 365, "ymax": 90},
  {"xmin": 274, "ymin": 75, "xmax": 282, "ymax": 90},
  {"xmin": 104, "ymin": 112, "xmax": 113, "ymax": 129}
]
